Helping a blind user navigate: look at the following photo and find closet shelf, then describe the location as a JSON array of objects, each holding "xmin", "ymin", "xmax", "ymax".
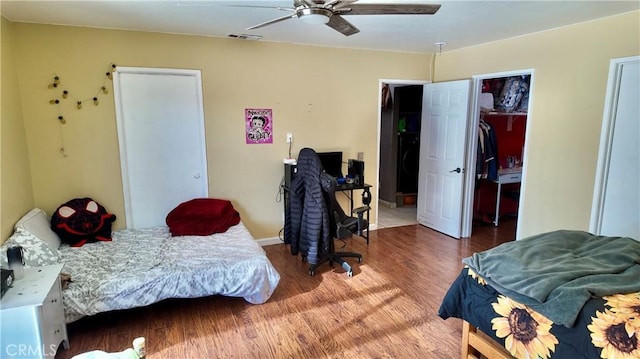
[{"xmin": 483, "ymin": 111, "xmax": 527, "ymax": 116}]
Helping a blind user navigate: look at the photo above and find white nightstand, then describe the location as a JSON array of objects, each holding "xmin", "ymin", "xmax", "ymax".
[{"xmin": 0, "ymin": 264, "xmax": 69, "ymax": 358}]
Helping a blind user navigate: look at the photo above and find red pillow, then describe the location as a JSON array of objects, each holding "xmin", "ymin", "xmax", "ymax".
[{"xmin": 166, "ymin": 198, "xmax": 240, "ymax": 236}]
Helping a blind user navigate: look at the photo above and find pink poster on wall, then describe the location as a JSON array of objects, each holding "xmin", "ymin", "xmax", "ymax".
[{"xmin": 245, "ymin": 108, "xmax": 273, "ymax": 144}]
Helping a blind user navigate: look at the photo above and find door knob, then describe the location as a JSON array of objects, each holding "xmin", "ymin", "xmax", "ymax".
[{"xmin": 449, "ymin": 167, "xmax": 462, "ymax": 173}]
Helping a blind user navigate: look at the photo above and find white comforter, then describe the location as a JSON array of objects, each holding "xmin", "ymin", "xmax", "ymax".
[{"xmin": 59, "ymin": 222, "xmax": 280, "ymax": 323}]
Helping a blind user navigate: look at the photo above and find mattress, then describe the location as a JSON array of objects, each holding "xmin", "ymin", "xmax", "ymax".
[{"xmin": 59, "ymin": 222, "xmax": 280, "ymax": 323}]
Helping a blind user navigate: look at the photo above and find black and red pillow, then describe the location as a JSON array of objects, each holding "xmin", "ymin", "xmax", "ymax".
[{"xmin": 51, "ymin": 198, "xmax": 116, "ymax": 247}]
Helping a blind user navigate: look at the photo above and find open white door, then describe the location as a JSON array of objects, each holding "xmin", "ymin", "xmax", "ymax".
[{"xmin": 417, "ymin": 80, "xmax": 471, "ymax": 238}]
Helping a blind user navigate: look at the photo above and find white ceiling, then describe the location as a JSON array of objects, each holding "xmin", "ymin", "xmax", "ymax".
[{"xmin": 1, "ymin": 0, "xmax": 638, "ymax": 54}]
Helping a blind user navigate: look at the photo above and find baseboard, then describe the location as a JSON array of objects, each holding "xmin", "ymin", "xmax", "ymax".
[
  {"xmin": 257, "ymin": 236, "xmax": 283, "ymax": 246},
  {"xmin": 257, "ymin": 224, "xmax": 378, "ymax": 246},
  {"xmin": 379, "ymin": 199, "xmax": 397, "ymax": 208}
]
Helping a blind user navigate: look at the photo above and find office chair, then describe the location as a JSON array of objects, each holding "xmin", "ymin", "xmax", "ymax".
[
  {"xmin": 334, "ymin": 190, "xmax": 370, "ymax": 244},
  {"xmin": 308, "ymin": 175, "xmax": 364, "ymax": 277}
]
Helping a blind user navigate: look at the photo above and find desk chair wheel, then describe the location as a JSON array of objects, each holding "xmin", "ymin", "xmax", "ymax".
[
  {"xmin": 340, "ymin": 261, "xmax": 354, "ymax": 276},
  {"xmin": 309, "ymin": 269, "xmax": 315, "ymax": 276}
]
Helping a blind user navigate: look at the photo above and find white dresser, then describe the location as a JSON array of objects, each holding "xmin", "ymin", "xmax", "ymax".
[{"xmin": 0, "ymin": 264, "xmax": 69, "ymax": 358}]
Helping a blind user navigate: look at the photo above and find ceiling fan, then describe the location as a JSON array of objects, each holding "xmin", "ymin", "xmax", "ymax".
[{"xmin": 245, "ymin": 0, "xmax": 441, "ymax": 36}]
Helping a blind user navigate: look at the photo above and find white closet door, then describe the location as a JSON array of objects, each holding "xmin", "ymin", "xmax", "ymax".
[
  {"xmin": 114, "ymin": 67, "xmax": 208, "ymax": 229},
  {"xmin": 591, "ymin": 57, "xmax": 639, "ymax": 240}
]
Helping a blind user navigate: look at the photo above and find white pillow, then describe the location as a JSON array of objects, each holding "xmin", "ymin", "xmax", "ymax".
[
  {"xmin": 14, "ymin": 208, "xmax": 61, "ymax": 251},
  {"xmin": 0, "ymin": 228, "xmax": 60, "ymax": 268}
]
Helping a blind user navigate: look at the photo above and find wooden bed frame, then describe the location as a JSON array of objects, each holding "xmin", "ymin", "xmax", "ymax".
[{"xmin": 461, "ymin": 321, "xmax": 512, "ymax": 359}]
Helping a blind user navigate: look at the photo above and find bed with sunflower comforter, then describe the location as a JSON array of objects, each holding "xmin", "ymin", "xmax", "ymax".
[{"xmin": 438, "ymin": 230, "xmax": 640, "ymax": 359}]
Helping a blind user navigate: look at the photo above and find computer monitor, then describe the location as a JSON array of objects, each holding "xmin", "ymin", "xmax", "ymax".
[{"xmin": 317, "ymin": 151, "xmax": 344, "ymax": 179}]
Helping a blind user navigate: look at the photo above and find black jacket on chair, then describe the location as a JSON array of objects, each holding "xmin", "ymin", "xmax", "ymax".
[{"xmin": 285, "ymin": 148, "xmax": 331, "ymax": 264}]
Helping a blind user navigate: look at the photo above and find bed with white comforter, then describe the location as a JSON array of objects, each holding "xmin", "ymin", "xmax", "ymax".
[
  {"xmin": 1, "ymin": 208, "xmax": 280, "ymax": 323},
  {"xmin": 59, "ymin": 222, "xmax": 280, "ymax": 323}
]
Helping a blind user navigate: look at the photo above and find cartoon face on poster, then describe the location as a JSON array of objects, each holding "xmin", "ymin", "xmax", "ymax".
[{"xmin": 245, "ymin": 109, "xmax": 273, "ymax": 144}]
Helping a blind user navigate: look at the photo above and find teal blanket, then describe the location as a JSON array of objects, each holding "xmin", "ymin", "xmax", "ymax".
[{"xmin": 462, "ymin": 230, "xmax": 640, "ymax": 327}]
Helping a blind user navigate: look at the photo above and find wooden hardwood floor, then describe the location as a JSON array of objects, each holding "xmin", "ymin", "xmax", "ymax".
[{"xmin": 55, "ymin": 220, "xmax": 516, "ymax": 359}]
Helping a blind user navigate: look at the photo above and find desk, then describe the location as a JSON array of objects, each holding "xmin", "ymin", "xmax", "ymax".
[
  {"xmin": 336, "ymin": 183, "xmax": 372, "ymax": 213},
  {"xmin": 336, "ymin": 183, "xmax": 372, "ymax": 243},
  {"xmin": 491, "ymin": 168, "xmax": 522, "ymax": 226},
  {"xmin": 282, "ymin": 181, "xmax": 372, "ymax": 243}
]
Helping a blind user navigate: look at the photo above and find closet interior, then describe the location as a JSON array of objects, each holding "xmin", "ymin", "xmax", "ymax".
[{"xmin": 473, "ymin": 75, "xmax": 530, "ymax": 227}]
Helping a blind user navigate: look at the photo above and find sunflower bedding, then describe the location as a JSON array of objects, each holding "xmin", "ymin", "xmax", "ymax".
[{"xmin": 438, "ymin": 230, "xmax": 640, "ymax": 359}]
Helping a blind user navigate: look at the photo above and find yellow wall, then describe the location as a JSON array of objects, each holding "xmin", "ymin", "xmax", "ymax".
[
  {"xmin": 8, "ymin": 21, "xmax": 430, "ymax": 239},
  {"xmin": 5, "ymin": 11, "xmax": 638, "ymax": 241},
  {"xmin": 1, "ymin": 17, "xmax": 35, "ymax": 241},
  {"xmin": 434, "ymin": 11, "xmax": 640, "ymax": 238}
]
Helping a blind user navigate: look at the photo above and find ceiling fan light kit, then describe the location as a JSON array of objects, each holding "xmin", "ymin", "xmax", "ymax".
[
  {"xmin": 298, "ymin": 8, "xmax": 332, "ymax": 24},
  {"xmin": 245, "ymin": 0, "xmax": 440, "ymax": 36}
]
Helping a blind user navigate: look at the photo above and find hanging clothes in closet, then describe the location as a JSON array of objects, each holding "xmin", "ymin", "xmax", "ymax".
[{"xmin": 476, "ymin": 119, "xmax": 498, "ymax": 181}]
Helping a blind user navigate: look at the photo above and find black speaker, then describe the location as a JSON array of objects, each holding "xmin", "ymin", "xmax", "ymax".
[
  {"xmin": 1, "ymin": 268, "xmax": 14, "ymax": 298},
  {"xmin": 284, "ymin": 163, "xmax": 297, "ymax": 188},
  {"xmin": 348, "ymin": 159, "xmax": 365, "ymax": 186}
]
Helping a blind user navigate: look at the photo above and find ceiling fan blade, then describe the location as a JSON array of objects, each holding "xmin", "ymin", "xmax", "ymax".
[
  {"xmin": 343, "ymin": 3, "xmax": 441, "ymax": 15},
  {"xmin": 326, "ymin": 14, "xmax": 360, "ymax": 36},
  {"xmin": 247, "ymin": 13, "xmax": 297, "ymax": 30},
  {"xmin": 331, "ymin": 0, "xmax": 358, "ymax": 10},
  {"xmin": 230, "ymin": 5, "xmax": 295, "ymax": 11},
  {"xmin": 299, "ymin": 0, "xmax": 317, "ymax": 7},
  {"xmin": 177, "ymin": 3, "xmax": 293, "ymax": 11}
]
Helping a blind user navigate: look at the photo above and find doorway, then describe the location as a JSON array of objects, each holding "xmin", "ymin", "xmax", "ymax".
[
  {"xmin": 462, "ymin": 70, "xmax": 534, "ymax": 239},
  {"xmin": 377, "ymin": 80, "xmax": 428, "ymax": 229},
  {"xmin": 590, "ymin": 56, "xmax": 639, "ymax": 239}
]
